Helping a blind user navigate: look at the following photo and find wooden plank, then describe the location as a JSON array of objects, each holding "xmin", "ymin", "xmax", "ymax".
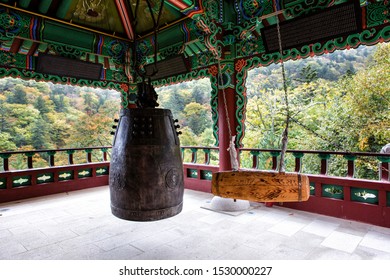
[{"xmin": 212, "ymin": 170, "xmax": 310, "ymax": 202}]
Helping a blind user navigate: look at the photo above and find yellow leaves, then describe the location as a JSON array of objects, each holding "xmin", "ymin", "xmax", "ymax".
[{"xmin": 358, "ymin": 137, "xmax": 369, "ymax": 151}]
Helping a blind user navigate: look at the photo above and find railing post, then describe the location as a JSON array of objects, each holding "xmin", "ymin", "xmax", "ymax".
[
  {"xmin": 0, "ymin": 154, "xmax": 11, "ymax": 171},
  {"xmin": 270, "ymin": 151, "xmax": 280, "ymax": 171},
  {"xmin": 47, "ymin": 151, "xmax": 56, "ymax": 167},
  {"xmin": 292, "ymin": 152, "xmax": 304, "ymax": 173},
  {"xmin": 24, "ymin": 152, "xmax": 35, "ymax": 169},
  {"xmin": 85, "ymin": 148, "xmax": 92, "ymax": 163},
  {"xmin": 378, "ymin": 156, "xmax": 390, "ymax": 181},
  {"xmin": 203, "ymin": 148, "xmax": 211, "ymax": 165},
  {"xmin": 318, "ymin": 153, "xmax": 331, "ymax": 175},
  {"xmin": 250, "ymin": 150, "xmax": 260, "ymax": 169},
  {"xmin": 190, "ymin": 148, "xmax": 198, "ymax": 164},
  {"xmin": 66, "ymin": 149, "xmax": 75, "ymax": 165},
  {"xmin": 181, "ymin": 148, "xmax": 185, "ymax": 160},
  {"xmin": 101, "ymin": 148, "xmax": 108, "ymax": 162},
  {"xmin": 344, "ymin": 154, "xmax": 357, "ymax": 178}
]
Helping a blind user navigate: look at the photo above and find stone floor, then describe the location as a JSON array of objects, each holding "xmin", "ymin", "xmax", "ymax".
[{"xmin": 1, "ymin": 186, "xmax": 390, "ymax": 260}]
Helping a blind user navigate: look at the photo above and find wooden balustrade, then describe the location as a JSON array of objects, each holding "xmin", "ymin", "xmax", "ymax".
[
  {"xmin": 180, "ymin": 146, "xmax": 390, "ymax": 228},
  {"xmin": 1, "ymin": 145, "xmax": 390, "ymax": 227},
  {"xmin": 0, "ymin": 147, "xmax": 111, "ymax": 203}
]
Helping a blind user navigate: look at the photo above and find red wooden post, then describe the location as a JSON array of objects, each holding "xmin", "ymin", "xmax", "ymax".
[
  {"xmin": 344, "ymin": 155, "xmax": 356, "ymax": 178},
  {"xmin": 318, "ymin": 153, "xmax": 331, "ymax": 175},
  {"xmin": 270, "ymin": 151, "xmax": 280, "ymax": 171},
  {"xmin": 25, "ymin": 152, "xmax": 35, "ymax": 169},
  {"xmin": 293, "ymin": 152, "xmax": 304, "ymax": 173},
  {"xmin": 85, "ymin": 149, "xmax": 92, "ymax": 163},
  {"xmin": 250, "ymin": 150, "xmax": 260, "ymax": 169},
  {"xmin": 203, "ymin": 148, "xmax": 211, "ymax": 165},
  {"xmin": 190, "ymin": 148, "xmax": 198, "ymax": 164},
  {"xmin": 1, "ymin": 154, "xmax": 11, "ymax": 171},
  {"xmin": 67, "ymin": 150, "xmax": 74, "ymax": 165},
  {"xmin": 101, "ymin": 148, "xmax": 108, "ymax": 162},
  {"xmin": 217, "ymin": 86, "xmax": 237, "ymax": 171},
  {"xmin": 47, "ymin": 151, "xmax": 56, "ymax": 167}
]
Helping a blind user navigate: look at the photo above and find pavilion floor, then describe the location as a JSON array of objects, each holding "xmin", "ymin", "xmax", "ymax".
[{"xmin": 1, "ymin": 186, "xmax": 390, "ymax": 260}]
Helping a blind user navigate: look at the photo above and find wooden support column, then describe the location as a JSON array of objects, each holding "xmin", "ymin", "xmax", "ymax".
[{"xmin": 218, "ymin": 84, "xmax": 238, "ymax": 171}]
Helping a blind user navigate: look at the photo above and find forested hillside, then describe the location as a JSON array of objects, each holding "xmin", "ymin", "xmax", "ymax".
[
  {"xmin": 0, "ymin": 79, "xmax": 120, "ymax": 152},
  {"xmin": 243, "ymin": 43, "xmax": 389, "ymax": 153},
  {"xmin": 0, "ymin": 42, "xmax": 388, "ymax": 170},
  {"xmin": 157, "ymin": 43, "xmax": 389, "ymax": 153}
]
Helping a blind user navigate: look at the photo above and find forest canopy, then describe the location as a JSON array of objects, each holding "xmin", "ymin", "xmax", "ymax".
[
  {"xmin": 0, "ymin": 43, "xmax": 388, "ymax": 162},
  {"xmin": 0, "ymin": 79, "xmax": 120, "ymax": 153}
]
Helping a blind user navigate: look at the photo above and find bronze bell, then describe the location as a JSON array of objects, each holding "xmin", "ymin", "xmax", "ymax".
[{"xmin": 109, "ymin": 108, "xmax": 184, "ymax": 221}]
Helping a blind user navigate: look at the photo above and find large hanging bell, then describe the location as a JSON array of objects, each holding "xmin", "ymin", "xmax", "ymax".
[{"xmin": 109, "ymin": 108, "xmax": 184, "ymax": 221}]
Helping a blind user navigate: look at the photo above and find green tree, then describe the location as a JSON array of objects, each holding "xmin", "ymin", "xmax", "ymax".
[
  {"xmin": 0, "ymin": 132, "xmax": 17, "ymax": 151},
  {"xmin": 30, "ymin": 116, "xmax": 50, "ymax": 149},
  {"xmin": 34, "ymin": 95, "xmax": 51, "ymax": 115},
  {"xmin": 183, "ymin": 102, "xmax": 211, "ymax": 135},
  {"xmin": 339, "ymin": 43, "xmax": 390, "ymax": 152},
  {"xmin": 7, "ymin": 84, "xmax": 28, "ymax": 104}
]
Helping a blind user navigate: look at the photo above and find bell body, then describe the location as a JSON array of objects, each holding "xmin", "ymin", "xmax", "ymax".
[{"xmin": 109, "ymin": 108, "xmax": 184, "ymax": 221}]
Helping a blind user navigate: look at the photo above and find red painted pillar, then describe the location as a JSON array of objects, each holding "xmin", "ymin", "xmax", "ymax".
[{"xmin": 218, "ymin": 87, "xmax": 237, "ymax": 171}]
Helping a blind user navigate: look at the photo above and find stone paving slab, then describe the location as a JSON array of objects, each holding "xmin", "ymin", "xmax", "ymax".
[{"xmin": 1, "ymin": 186, "xmax": 390, "ymax": 260}]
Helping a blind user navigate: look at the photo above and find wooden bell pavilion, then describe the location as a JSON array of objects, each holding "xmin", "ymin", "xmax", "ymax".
[{"xmin": 0, "ymin": 0, "xmax": 389, "ymax": 227}]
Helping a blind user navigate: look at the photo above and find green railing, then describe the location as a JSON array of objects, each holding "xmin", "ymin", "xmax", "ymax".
[
  {"xmin": 180, "ymin": 146, "xmax": 390, "ymax": 181},
  {"xmin": 0, "ymin": 147, "xmax": 111, "ymax": 202}
]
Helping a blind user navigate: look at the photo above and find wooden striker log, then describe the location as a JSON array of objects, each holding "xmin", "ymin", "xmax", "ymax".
[{"xmin": 212, "ymin": 170, "xmax": 310, "ymax": 202}]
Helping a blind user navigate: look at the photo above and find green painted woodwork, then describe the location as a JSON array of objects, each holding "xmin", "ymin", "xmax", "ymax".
[
  {"xmin": 367, "ymin": 2, "xmax": 390, "ymax": 28},
  {"xmin": 58, "ymin": 170, "xmax": 74, "ymax": 181},
  {"xmin": 0, "ymin": 177, "xmax": 6, "ymax": 189},
  {"xmin": 46, "ymin": 151, "xmax": 56, "ymax": 156},
  {"xmin": 351, "ymin": 188, "xmax": 378, "ymax": 204},
  {"xmin": 293, "ymin": 152, "xmax": 305, "ymax": 159},
  {"xmin": 200, "ymin": 170, "xmax": 213, "ymax": 180},
  {"xmin": 43, "ymin": 21, "xmax": 94, "ymax": 51},
  {"xmin": 270, "ymin": 151, "xmax": 281, "ymax": 157},
  {"xmin": 322, "ymin": 184, "xmax": 344, "ymax": 199},
  {"xmin": 37, "ymin": 172, "xmax": 54, "ymax": 184},
  {"xmin": 387, "ymin": 192, "xmax": 390, "ymax": 207},
  {"xmin": 96, "ymin": 167, "xmax": 109, "ymax": 176},
  {"xmin": 310, "ymin": 182, "xmax": 315, "ymax": 195},
  {"xmin": 56, "ymin": 0, "xmax": 73, "ymax": 19},
  {"xmin": 78, "ymin": 168, "xmax": 92, "ymax": 178},
  {"xmin": 12, "ymin": 175, "xmax": 31, "ymax": 188},
  {"xmin": 0, "ymin": 154, "xmax": 11, "ymax": 159},
  {"xmin": 24, "ymin": 152, "xmax": 35, "ymax": 157},
  {"xmin": 18, "ymin": 0, "xmax": 30, "ymax": 8},
  {"xmin": 378, "ymin": 156, "xmax": 390, "ymax": 163},
  {"xmin": 38, "ymin": 0, "xmax": 52, "ymax": 14},
  {"xmin": 318, "ymin": 154, "xmax": 331, "ymax": 160},
  {"xmin": 344, "ymin": 155, "xmax": 357, "ymax": 161},
  {"xmin": 187, "ymin": 168, "xmax": 198, "ymax": 178}
]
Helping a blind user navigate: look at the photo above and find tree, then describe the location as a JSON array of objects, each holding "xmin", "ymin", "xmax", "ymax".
[
  {"xmin": 0, "ymin": 132, "xmax": 17, "ymax": 151},
  {"xmin": 30, "ymin": 116, "xmax": 51, "ymax": 149},
  {"xmin": 34, "ymin": 95, "xmax": 50, "ymax": 115},
  {"xmin": 339, "ymin": 43, "xmax": 390, "ymax": 152},
  {"xmin": 7, "ymin": 84, "xmax": 28, "ymax": 104},
  {"xmin": 182, "ymin": 102, "xmax": 211, "ymax": 135}
]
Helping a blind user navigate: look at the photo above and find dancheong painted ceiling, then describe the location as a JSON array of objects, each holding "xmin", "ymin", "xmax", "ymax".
[{"xmin": 0, "ymin": 0, "xmax": 388, "ymax": 99}]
